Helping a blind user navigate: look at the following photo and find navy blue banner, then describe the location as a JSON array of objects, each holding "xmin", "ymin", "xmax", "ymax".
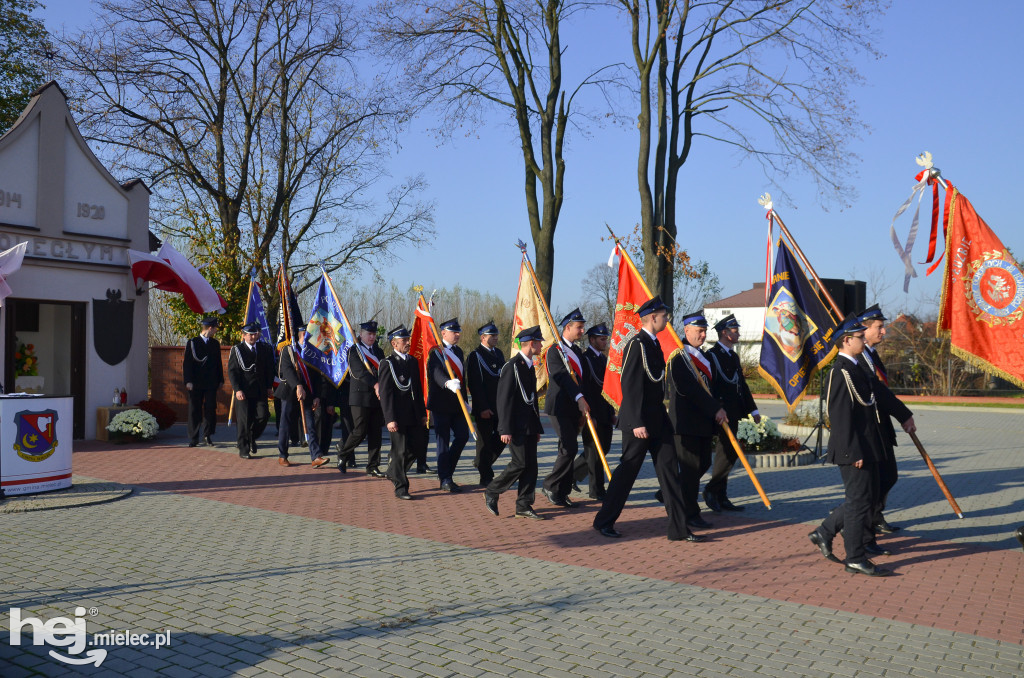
[{"xmin": 300, "ymin": 273, "xmax": 353, "ymax": 387}]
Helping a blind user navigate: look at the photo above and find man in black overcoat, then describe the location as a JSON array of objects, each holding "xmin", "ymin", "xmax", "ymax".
[
  {"xmin": 183, "ymin": 316, "xmax": 224, "ymax": 447},
  {"xmin": 274, "ymin": 333, "xmax": 330, "ymax": 468},
  {"xmin": 227, "ymin": 322, "xmax": 275, "ymax": 459},
  {"xmin": 336, "ymin": 321, "xmax": 386, "ymax": 476},
  {"xmin": 378, "ymin": 325, "xmax": 428, "ymax": 500},
  {"xmin": 467, "ymin": 321, "xmax": 506, "ymax": 486},
  {"xmin": 427, "ymin": 317, "xmax": 470, "ymax": 492},
  {"xmin": 573, "ymin": 323, "xmax": 614, "ymax": 500}
]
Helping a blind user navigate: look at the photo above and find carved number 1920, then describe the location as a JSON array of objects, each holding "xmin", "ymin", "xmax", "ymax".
[{"xmin": 77, "ymin": 202, "xmax": 105, "ymax": 220}]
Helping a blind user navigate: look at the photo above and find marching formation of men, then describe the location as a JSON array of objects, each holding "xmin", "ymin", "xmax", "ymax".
[{"xmin": 189, "ymin": 298, "xmax": 933, "ymax": 570}]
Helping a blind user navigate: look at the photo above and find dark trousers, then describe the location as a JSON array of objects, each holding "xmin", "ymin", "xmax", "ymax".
[
  {"xmin": 187, "ymin": 387, "xmax": 218, "ymax": 443},
  {"xmin": 235, "ymin": 395, "xmax": 269, "ymax": 453},
  {"xmin": 336, "ymin": 405, "xmax": 353, "ymax": 442},
  {"xmin": 543, "ymin": 415, "xmax": 581, "ymax": 497},
  {"xmin": 315, "ymin": 405, "xmax": 337, "ymax": 454},
  {"xmin": 277, "ymin": 398, "xmax": 323, "ymax": 461},
  {"xmin": 705, "ymin": 423, "xmax": 738, "ymax": 500},
  {"xmin": 473, "ymin": 415, "xmax": 506, "ymax": 484},
  {"xmin": 433, "ymin": 411, "xmax": 469, "ymax": 482},
  {"xmin": 593, "ymin": 421, "xmax": 689, "ymax": 540},
  {"xmin": 388, "ymin": 425, "xmax": 427, "ymax": 494},
  {"xmin": 820, "ymin": 463, "xmax": 879, "ymax": 564},
  {"xmin": 575, "ymin": 420, "xmax": 612, "ymax": 496},
  {"xmin": 338, "ymin": 405, "xmax": 383, "ymax": 469},
  {"xmin": 873, "ymin": 443, "xmax": 899, "ymax": 524},
  {"xmin": 675, "ymin": 434, "xmax": 713, "ymax": 519},
  {"xmin": 486, "ymin": 434, "xmax": 538, "ymax": 512}
]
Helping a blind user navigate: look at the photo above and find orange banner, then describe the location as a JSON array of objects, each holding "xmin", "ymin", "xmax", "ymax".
[
  {"xmin": 938, "ymin": 186, "xmax": 1024, "ymax": 388},
  {"xmin": 411, "ymin": 297, "xmax": 439, "ymax": 409}
]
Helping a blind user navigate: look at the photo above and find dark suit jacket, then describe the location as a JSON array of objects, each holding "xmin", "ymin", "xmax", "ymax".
[
  {"xmin": 583, "ymin": 347, "xmax": 615, "ymax": 426},
  {"xmin": 617, "ymin": 331, "xmax": 669, "ymax": 437},
  {"xmin": 544, "ymin": 341, "xmax": 588, "ymax": 418},
  {"xmin": 667, "ymin": 347, "xmax": 721, "ymax": 438},
  {"xmin": 347, "ymin": 342, "xmax": 385, "ymax": 409},
  {"xmin": 496, "ymin": 353, "xmax": 543, "ymax": 437},
  {"xmin": 183, "ymin": 336, "xmax": 224, "ymax": 389},
  {"xmin": 427, "ymin": 344, "xmax": 468, "ymax": 414},
  {"xmin": 708, "ymin": 343, "xmax": 756, "ymax": 424},
  {"xmin": 227, "ymin": 341, "xmax": 275, "ymax": 398},
  {"xmin": 274, "ymin": 347, "xmax": 321, "ymax": 401},
  {"xmin": 825, "ymin": 354, "xmax": 885, "ymax": 466},
  {"xmin": 378, "ymin": 353, "xmax": 426, "ymax": 427},
  {"xmin": 467, "ymin": 345, "xmax": 504, "ymax": 418},
  {"xmin": 859, "ymin": 346, "xmax": 913, "ymax": 447}
]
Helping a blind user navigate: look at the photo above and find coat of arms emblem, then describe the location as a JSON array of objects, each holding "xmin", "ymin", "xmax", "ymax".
[{"xmin": 13, "ymin": 409, "xmax": 59, "ymax": 462}]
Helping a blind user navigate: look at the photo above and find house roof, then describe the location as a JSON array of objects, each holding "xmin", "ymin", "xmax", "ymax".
[{"xmin": 705, "ymin": 283, "xmax": 765, "ymax": 309}]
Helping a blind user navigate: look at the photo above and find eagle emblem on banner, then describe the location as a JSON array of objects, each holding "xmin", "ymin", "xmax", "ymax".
[
  {"xmin": 963, "ymin": 250, "xmax": 1024, "ymax": 326},
  {"xmin": 13, "ymin": 409, "xmax": 59, "ymax": 462}
]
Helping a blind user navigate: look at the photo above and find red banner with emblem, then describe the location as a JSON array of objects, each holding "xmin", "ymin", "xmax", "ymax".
[
  {"xmin": 938, "ymin": 186, "xmax": 1024, "ymax": 388},
  {"xmin": 411, "ymin": 297, "xmax": 439, "ymax": 410},
  {"xmin": 602, "ymin": 245, "xmax": 684, "ymax": 409}
]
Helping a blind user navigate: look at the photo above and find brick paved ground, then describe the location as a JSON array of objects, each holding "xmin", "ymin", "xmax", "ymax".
[{"xmin": 2, "ymin": 404, "xmax": 1022, "ymax": 676}]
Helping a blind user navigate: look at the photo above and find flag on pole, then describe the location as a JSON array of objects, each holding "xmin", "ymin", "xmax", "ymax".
[
  {"xmin": 510, "ymin": 258, "xmax": 557, "ymax": 391},
  {"xmin": 128, "ymin": 242, "xmax": 227, "ymax": 314},
  {"xmin": 411, "ymin": 296, "xmax": 440, "ymax": 410},
  {"xmin": 937, "ymin": 185, "xmax": 1024, "ymax": 388},
  {"xmin": 757, "ymin": 238, "xmax": 838, "ymax": 407},
  {"xmin": 0, "ymin": 241, "xmax": 27, "ymax": 305},
  {"xmin": 244, "ymin": 279, "xmax": 274, "ymax": 346},
  {"xmin": 276, "ymin": 266, "xmax": 312, "ymax": 390},
  {"xmin": 301, "ymin": 272, "xmax": 353, "ymax": 387}
]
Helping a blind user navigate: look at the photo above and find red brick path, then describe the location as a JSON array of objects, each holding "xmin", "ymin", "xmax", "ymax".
[{"xmin": 73, "ymin": 441, "xmax": 1024, "ymax": 645}]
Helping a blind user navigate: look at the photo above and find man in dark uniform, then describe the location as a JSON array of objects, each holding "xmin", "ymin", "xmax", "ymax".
[
  {"xmin": 666, "ymin": 311, "xmax": 728, "ymax": 533},
  {"xmin": 809, "ymin": 315, "xmax": 891, "ymax": 576},
  {"xmin": 541, "ymin": 308, "xmax": 591, "ymax": 508},
  {"xmin": 573, "ymin": 322, "xmax": 614, "ymax": 500},
  {"xmin": 378, "ymin": 325, "xmax": 428, "ymax": 500},
  {"xmin": 858, "ymin": 304, "xmax": 915, "ymax": 533},
  {"xmin": 337, "ymin": 321, "xmax": 386, "ymax": 476},
  {"xmin": 467, "ymin": 321, "xmax": 506, "ymax": 486},
  {"xmin": 704, "ymin": 313, "xmax": 759, "ymax": 512},
  {"xmin": 593, "ymin": 296, "xmax": 695, "ymax": 542},
  {"xmin": 183, "ymin": 316, "xmax": 224, "ymax": 447},
  {"xmin": 227, "ymin": 322, "xmax": 275, "ymax": 459},
  {"xmin": 484, "ymin": 326, "xmax": 546, "ymax": 519},
  {"xmin": 428, "ymin": 318, "xmax": 470, "ymax": 493},
  {"xmin": 274, "ymin": 333, "xmax": 330, "ymax": 468}
]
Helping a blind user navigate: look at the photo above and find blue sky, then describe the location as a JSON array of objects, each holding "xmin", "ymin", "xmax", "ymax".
[{"xmin": 37, "ymin": 1, "xmax": 1024, "ymax": 315}]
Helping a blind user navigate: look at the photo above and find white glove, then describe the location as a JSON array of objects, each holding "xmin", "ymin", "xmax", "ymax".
[{"xmin": 445, "ymin": 378, "xmax": 461, "ymax": 393}]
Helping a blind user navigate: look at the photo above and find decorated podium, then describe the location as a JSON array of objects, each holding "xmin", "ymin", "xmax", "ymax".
[{"xmin": 0, "ymin": 395, "xmax": 73, "ymax": 496}]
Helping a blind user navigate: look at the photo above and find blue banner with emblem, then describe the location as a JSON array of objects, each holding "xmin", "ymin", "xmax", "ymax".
[
  {"xmin": 758, "ymin": 238, "xmax": 839, "ymax": 408},
  {"xmin": 300, "ymin": 272, "xmax": 353, "ymax": 387},
  {"xmin": 244, "ymin": 280, "xmax": 274, "ymax": 346}
]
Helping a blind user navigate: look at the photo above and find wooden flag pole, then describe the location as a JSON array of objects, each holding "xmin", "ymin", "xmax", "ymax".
[
  {"xmin": 606, "ymin": 225, "xmax": 772, "ymax": 509},
  {"xmin": 909, "ymin": 431, "xmax": 964, "ymax": 518},
  {"xmin": 516, "ymin": 244, "xmax": 612, "ymax": 481},
  {"xmin": 417, "ymin": 292, "xmax": 477, "ymax": 442}
]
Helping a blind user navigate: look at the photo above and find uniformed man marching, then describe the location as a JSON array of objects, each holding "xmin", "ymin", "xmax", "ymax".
[
  {"xmin": 227, "ymin": 322, "xmax": 275, "ymax": 459},
  {"xmin": 337, "ymin": 321, "xmax": 386, "ymax": 476},
  {"xmin": 183, "ymin": 316, "xmax": 224, "ymax": 447},
  {"xmin": 274, "ymin": 333, "xmax": 330, "ymax": 468},
  {"xmin": 467, "ymin": 321, "xmax": 507, "ymax": 486},
  {"xmin": 573, "ymin": 322, "xmax": 614, "ymax": 500},
  {"xmin": 378, "ymin": 325, "xmax": 428, "ymax": 500},
  {"xmin": 428, "ymin": 318, "xmax": 470, "ymax": 493},
  {"xmin": 704, "ymin": 313, "xmax": 759, "ymax": 512}
]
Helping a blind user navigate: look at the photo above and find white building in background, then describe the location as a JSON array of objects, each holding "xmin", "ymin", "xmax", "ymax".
[
  {"xmin": 703, "ymin": 282, "xmax": 767, "ymax": 365},
  {"xmin": 0, "ymin": 82, "xmax": 152, "ymax": 438}
]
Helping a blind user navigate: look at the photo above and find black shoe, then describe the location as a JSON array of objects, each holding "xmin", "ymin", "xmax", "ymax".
[
  {"xmin": 250, "ymin": 444, "xmax": 258, "ymax": 457},
  {"xmin": 1015, "ymin": 526, "xmax": 1024, "ymax": 552},
  {"xmin": 238, "ymin": 450, "xmax": 254, "ymax": 459},
  {"xmin": 720, "ymin": 498, "xmax": 745, "ymax": 512},
  {"xmin": 367, "ymin": 467, "xmax": 386, "ymax": 478},
  {"xmin": 562, "ymin": 496, "xmax": 576, "ymax": 509},
  {"xmin": 188, "ymin": 441, "xmax": 198, "ymax": 448},
  {"xmin": 873, "ymin": 520, "xmax": 900, "ymax": 534},
  {"xmin": 571, "ymin": 482, "xmax": 581, "ymax": 493},
  {"xmin": 864, "ymin": 542, "xmax": 892, "ymax": 557},
  {"xmin": 204, "ymin": 435, "xmax": 214, "ymax": 446},
  {"xmin": 337, "ymin": 463, "xmax": 347, "ymax": 474},
  {"xmin": 654, "ymin": 489, "xmax": 664, "ymax": 504},
  {"xmin": 484, "ymin": 495, "xmax": 499, "ymax": 517},
  {"xmin": 440, "ymin": 479, "xmax": 456, "ymax": 493},
  {"xmin": 515, "ymin": 509, "xmax": 545, "ymax": 520},
  {"xmin": 702, "ymin": 490, "xmax": 722, "ymax": 513},
  {"xmin": 589, "ymin": 490, "xmax": 606, "ymax": 501},
  {"xmin": 395, "ymin": 491, "xmax": 413, "ymax": 500},
  {"xmin": 808, "ymin": 530, "xmax": 840, "ymax": 562},
  {"xmin": 595, "ymin": 525, "xmax": 621, "ymax": 538},
  {"xmin": 686, "ymin": 516, "xmax": 713, "ymax": 529},
  {"xmin": 669, "ymin": 532, "xmax": 706, "ymax": 543},
  {"xmin": 844, "ymin": 560, "xmax": 891, "ymax": 577},
  {"xmin": 542, "ymin": 488, "xmax": 569, "ymax": 507},
  {"xmin": 419, "ymin": 464, "xmax": 433, "ymax": 474}
]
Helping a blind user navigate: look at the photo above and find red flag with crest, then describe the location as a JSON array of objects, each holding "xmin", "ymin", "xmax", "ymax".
[{"xmin": 411, "ymin": 296, "xmax": 440, "ymax": 409}]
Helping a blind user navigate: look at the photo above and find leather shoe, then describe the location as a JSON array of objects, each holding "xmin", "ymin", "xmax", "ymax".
[
  {"xmin": 278, "ymin": 457, "xmax": 291, "ymax": 467},
  {"xmin": 395, "ymin": 491, "xmax": 413, "ymax": 500},
  {"xmin": 515, "ymin": 509, "xmax": 545, "ymax": 520},
  {"xmin": 873, "ymin": 520, "xmax": 900, "ymax": 534},
  {"xmin": 484, "ymin": 495, "xmax": 499, "ymax": 517},
  {"xmin": 419, "ymin": 464, "xmax": 433, "ymax": 474},
  {"xmin": 669, "ymin": 532, "xmax": 706, "ymax": 543},
  {"xmin": 238, "ymin": 450, "xmax": 254, "ymax": 459},
  {"xmin": 188, "ymin": 441, "xmax": 198, "ymax": 448},
  {"xmin": 844, "ymin": 560, "xmax": 891, "ymax": 577},
  {"xmin": 1015, "ymin": 526, "xmax": 1024, "ymax": 551},
  {"xmin": 204, "ymin": 435, "xmax": 214, "ymax": 446},
  {"xmin": 864, "ymin": 542, "xmax": 892, "ymax": 557},
  {"xmin": 440, "ymin": 479, "xmax": 456, "ymax": 493},
  {"xmin": 311, "ymin": 456, "xmax": 330, "ymax": 468},
  {"xmin": 542, "ymin": 488, "xmax": 569, "ymax": 507},
  {"xmin": 595, "ymin": 526, "xmax": 621, "ymax": 538},
  {"xmin": 720, "ymin": 498, "xmax": 745, "ymax": 512},
  {"xmin": 702, "ymin": 490, "xmax": 722, "ymax": 513},
  {"xmin": 654, "ymin": 489, "xmax": 664, "ymax": 504},
  {"xmin": 562, "ymin": 496, "xmax": 576, "ymax": 509},
  {"xmin": 808, "ymin": 530, "xmax": 840, "ymax": 562},
  {"xmin": 571, "ymin": 482, "xmax": 581, "ymax": 493},
  {"xmin": 686, "ymin": 516, "xmax": 713, "ymax": 529},
  {"xmin": 336, "ymin": 463, "xmax": 346, "ymax": 474},
  {"xmin": 589, "ymin": 490, "xmax": 606, "ymax": 501},
  {"xmin": 367, "ymin": 467, "xmax": 386, "ymax": 478}
]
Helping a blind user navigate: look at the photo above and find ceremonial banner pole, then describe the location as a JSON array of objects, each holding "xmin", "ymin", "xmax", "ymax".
[
  {"xmin": 228, "ymin": 276, "xmax": 257, "ymax": 426},
  {"xmin": 909, "ymin": 431, "xmax": 963, "ymax": 518},
  {"xmin": 605, "ymin": 225, "xmax": 772, "ymax": 509},
  {"xmin": 515, "ymin": 242, "xmax": 612, "ymax": 481},
  {"xmin": 417, "ymin": 291, "xmax": 477, "ymax": 442}
]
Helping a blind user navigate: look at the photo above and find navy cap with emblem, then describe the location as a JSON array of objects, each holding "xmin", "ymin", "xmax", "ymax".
[
  {"xmin": 857, "ymin": 304, "xmax": 887, "ymax": 324},
  {"xmin": 241, "ymin": 321, "xmax": 261, "ymax": 334},
  {"xmin": 516, "ymin": 325, "xmax": 544, "ymax": 342},
  {"xmin": 387, "ymin": 324, "xmax": 411, "ymax": 341},
  {"xmin": 586, "ymin": 323, "xmax": 611, "ymax": 337},
  {"xmin": 439, "ymin": 317, "xmax": 462, "ymax": 333},
  {"xmin": 713, "ymin": 313, "xmax": 739, "ymax": 333},
  {"xmin": 201, "ymin": 316, "xmax": 220, "ymax": 327},
  {"xmin": 637, "ymin": 295, "xmax": 670, "ymax": 317},
  {"xmin": 682, "ymin": 310, "xmax": 708, "ymax": 327},
  {"xmin": 836, "ymin": 313, "xmax": 868, "ymax": 338},
  {"xmin": 477, "ymin": 321, "xmax": 499, "ymax": 336},
  {"xmin": 559, "ymin": 307, "xmax": 586, "ymax": 327},
  {"xmin": 359, "ymin": 320, "xmax": 378, "ymax": 333}
]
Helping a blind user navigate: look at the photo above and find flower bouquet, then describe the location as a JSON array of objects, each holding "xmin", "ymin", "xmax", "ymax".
[
  {"xmin": 734, "ymin": 415, "xmax": 800, "ymax": 453},
  {"xmin": 107, "ymin": 409, "xmax": 159, "ymax": 443},
  {"xmin": 14, "ymin": 341, "xmax": 38, "ymax": 376}
]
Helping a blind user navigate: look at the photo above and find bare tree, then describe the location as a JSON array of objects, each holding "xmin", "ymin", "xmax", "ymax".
[
  {"xmin": 579, "ymin": 261, "xmax": 618, "ymax": 323},
  {"xmin": 619, "ymin": 0, "xmax": 885, "ymax": 302}
]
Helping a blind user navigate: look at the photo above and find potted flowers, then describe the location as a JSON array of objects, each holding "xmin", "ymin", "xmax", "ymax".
[
  {"xmin": 731, "ymin": 415, "xmax": 813, "ymax": 467},
  {"xmin": 106, "ymin": 409, "xmax": 159, "ymax": 443}
]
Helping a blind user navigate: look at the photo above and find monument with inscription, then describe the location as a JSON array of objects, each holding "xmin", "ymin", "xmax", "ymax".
[{"xmin": 0, "ymin": 82, "xmax": 151, "ymax": 440}]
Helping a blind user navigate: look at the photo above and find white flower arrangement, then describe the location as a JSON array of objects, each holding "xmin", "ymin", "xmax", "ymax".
[
  {"xmin": 107, "ymin": 409, "xmax": 159, "ymax": 440},
  {"xmin": 735, "ymin": 415, "xmax": 780, "ymax": 446}
]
